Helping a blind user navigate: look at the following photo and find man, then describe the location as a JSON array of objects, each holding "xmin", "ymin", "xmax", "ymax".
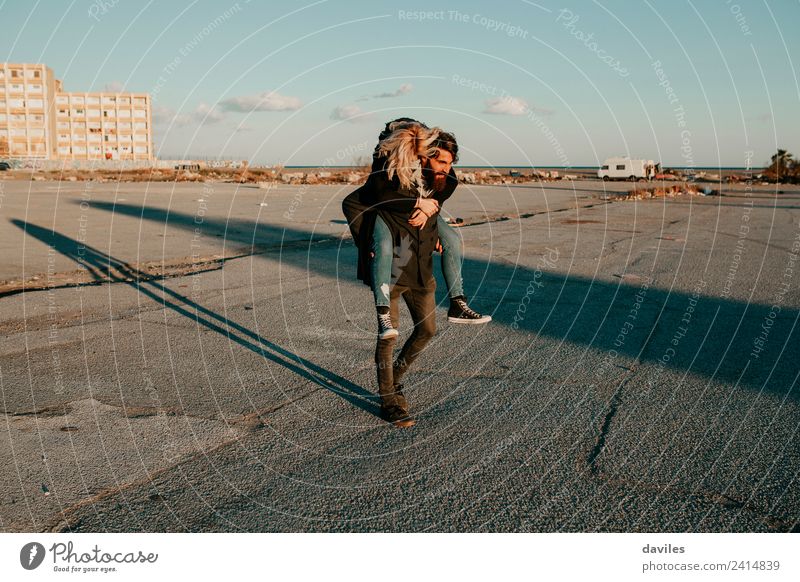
[
  {"xmin": 344, "ymin": 122, "xmax": 457, "ymax": 427},
  {"xmin": 342, "ymin": 118, "xmax": 490, "ymax": 342}
]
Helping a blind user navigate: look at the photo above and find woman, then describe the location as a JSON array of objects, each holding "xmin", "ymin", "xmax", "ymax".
[{"xmin": 341, "ymin": 118, "xmax": 491, "ymax": 339}]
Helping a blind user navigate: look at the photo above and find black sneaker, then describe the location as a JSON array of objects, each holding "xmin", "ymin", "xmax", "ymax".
[
  {"xmin": 448, "ymin": 296, "xmax": 492, "ymax": 324},
  {"xmin": 377, "ymin": 310, "xmax": 399, "ymax": 339},
  {"xmin": 381, "ymin": 404, "xmax": 416, "ymax": 428}
]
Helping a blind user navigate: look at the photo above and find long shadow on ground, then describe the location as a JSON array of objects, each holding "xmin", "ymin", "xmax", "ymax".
[
  {"xmin": 12, "ymin": 219, "xmax": 381, "ymax": 419},
  {"xmin": 24, "ymin": 200, "xmax": 800, "ymax": 400}
]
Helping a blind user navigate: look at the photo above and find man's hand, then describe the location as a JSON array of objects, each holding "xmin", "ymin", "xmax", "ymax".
[
  {"xmin": 435, "ymin": 239, "xmax": 443, "ymax": 253},
  {"xmin": 415, "ymin": 197, "xmax": 439, "ymax": 218},
  {"xmin": 408, "ymin": 197, "xmax": 439, "ymax": 228},
  {"xmin": 408, "ymin": 208, "xmax": 429, "ymax": 228}
]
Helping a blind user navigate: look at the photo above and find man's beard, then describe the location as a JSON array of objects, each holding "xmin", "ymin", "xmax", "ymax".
[{"xmin": 422, "ymin": 166, "xmax": 448, "ymax": 192}]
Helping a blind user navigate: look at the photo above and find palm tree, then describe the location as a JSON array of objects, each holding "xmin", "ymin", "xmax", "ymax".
[
  {"xmin": 769, "ymin": 148, "xmax": 794, "ymax": 182},
  {"xmin": 766, "ymin": 149, "xmax": 796, "ymax": 182}
]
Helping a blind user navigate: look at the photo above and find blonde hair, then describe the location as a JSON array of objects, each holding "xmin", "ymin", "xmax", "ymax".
[{"xmin": 377, "ymin": 123, "xmax": 442, "ymax": 196}]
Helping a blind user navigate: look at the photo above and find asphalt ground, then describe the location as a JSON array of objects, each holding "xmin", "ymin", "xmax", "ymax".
[{"xmin": 0, "ymin": 178, "xmax": 797, "ymax": 532}]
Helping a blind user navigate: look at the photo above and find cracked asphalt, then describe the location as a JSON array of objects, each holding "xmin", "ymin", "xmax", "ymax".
[{"xmin": 0, "ymin": 178, "xmax": 798, "ymax": 532}]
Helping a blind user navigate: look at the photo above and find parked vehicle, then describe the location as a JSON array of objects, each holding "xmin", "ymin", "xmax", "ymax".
[
  {"xmin": 598, "ymin": 157, "xmax": 659, "ymax": 181},
  {"xmin": 0, "ymin": 161, "xmax": 11, "ymax": 171}
]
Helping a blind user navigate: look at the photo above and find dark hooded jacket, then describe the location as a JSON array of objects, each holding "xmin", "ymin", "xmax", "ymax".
[{"xmin": 342, "ymin": 156, "xmax": 458, "ymax": 290}]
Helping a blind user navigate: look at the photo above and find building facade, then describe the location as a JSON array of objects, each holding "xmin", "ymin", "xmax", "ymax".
[{"xmin": 0, "ymin": 62, "xmax": 153, "ymax": 161}]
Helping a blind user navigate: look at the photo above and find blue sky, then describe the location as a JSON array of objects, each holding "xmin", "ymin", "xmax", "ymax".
[{"xmin": 3, "ymin": 0, "xmax": 798, "ymax": 166}]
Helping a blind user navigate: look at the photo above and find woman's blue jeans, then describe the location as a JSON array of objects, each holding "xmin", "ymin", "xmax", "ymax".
[{"xmin": 371, "ymin": 214, "xmax": 464, "ymax": 307}]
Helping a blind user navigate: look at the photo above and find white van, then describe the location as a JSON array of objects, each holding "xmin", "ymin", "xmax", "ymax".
[{"xmin": 598, "ymin": 157, "xmax": 658, "ymax": 181}]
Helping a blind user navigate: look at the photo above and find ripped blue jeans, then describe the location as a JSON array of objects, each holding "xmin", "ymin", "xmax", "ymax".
[{"xmin": 371, "ymin": 214, "xmax": 464, "ymax": 307}]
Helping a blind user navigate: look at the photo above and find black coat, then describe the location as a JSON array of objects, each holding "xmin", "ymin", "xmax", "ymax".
[{"xmin": 341, "ymin": 160, "xmax": 458, "ymax": 290}]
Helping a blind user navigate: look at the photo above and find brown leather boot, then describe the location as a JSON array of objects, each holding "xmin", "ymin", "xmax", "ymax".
[
  {"xmin": 380, "ymin": 386, "xmax": 415, "ymax": 428},
  {"xmin": 381, "ymin": 403, "xmax": 416, "ymax": 428}
]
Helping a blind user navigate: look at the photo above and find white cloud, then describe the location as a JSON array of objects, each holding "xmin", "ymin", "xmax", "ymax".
[
  {"xmin": 152, "ymin": 103, "xmax": 225, "ymax": 126},
  {"xmin": 330, "ymin": 104, "xmax": 371, "ymax": 122},
  {"xmin": 193, "ymin": 102, "xmax": 225, "ymax": 124},
  {"xmin": 374, "ymin": 83, "xmax": 413, "ymax": 98},
  {"xmin": 357, "ymin": 83, "xmax": 414, "ymax": 101},
  {"xmin": 220, "ymin": 91, "xmax": 302, "ymax": 112},
  {"xmin": 103, "ymin": 80, "xmax": 124, "ymax": 93},
  {"xmin": 484, "ymin": 96, "xmax": 529, "ymax": 116},
  {"xmin": 152, "ymin": 104, "xmax": 176, "ymax": 124},
  {"xmin": 483, "ymin": 96, "xmax": 554, "ymax": 116}
]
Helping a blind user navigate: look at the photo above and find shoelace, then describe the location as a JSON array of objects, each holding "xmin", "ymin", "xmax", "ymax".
[
  {"xmin": 455, "ymin": 299, "xmax": 482, "ymax": 318},
  {"xmin": 378, "ymin": 312, "xmax": 394, "ymax": 330}
]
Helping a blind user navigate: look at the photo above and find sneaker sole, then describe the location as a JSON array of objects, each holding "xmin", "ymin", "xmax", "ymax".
[
  {"xmin": 448, "ymin": 316, "xmax": 492, "ymax": 324},
  {"xmin": 390, "ymin": 418, "xmax": 416, "ymax": 428},
  {"xmin": 378, "ymin": 329, "xmax": 399, "ymax": 339}
]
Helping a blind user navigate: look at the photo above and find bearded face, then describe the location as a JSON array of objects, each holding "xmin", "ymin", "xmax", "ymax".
[{"xmin": 421, "ymin": 150, "xmax": 453, "ymax": 192}]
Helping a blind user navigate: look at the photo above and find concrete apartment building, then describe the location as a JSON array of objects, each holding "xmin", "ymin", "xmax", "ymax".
[{"xmin": 0, "ymin": 62, "xmax": 153, "ymax": 161}]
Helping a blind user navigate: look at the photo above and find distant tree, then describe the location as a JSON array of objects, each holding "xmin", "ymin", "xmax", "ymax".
[{"xmin": 765, "ymin": 149, "xmax": 798, "ymax": 183}]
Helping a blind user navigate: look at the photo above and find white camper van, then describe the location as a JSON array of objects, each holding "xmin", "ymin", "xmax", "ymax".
[{"xmin": 598, "ymin": 157, "xmax": 658, "ymax": 181}]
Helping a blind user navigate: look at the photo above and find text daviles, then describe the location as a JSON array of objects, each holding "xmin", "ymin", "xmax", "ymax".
[{"xmin": 642, "ymin": 543, "xmax": 685, "ymax": 554}]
